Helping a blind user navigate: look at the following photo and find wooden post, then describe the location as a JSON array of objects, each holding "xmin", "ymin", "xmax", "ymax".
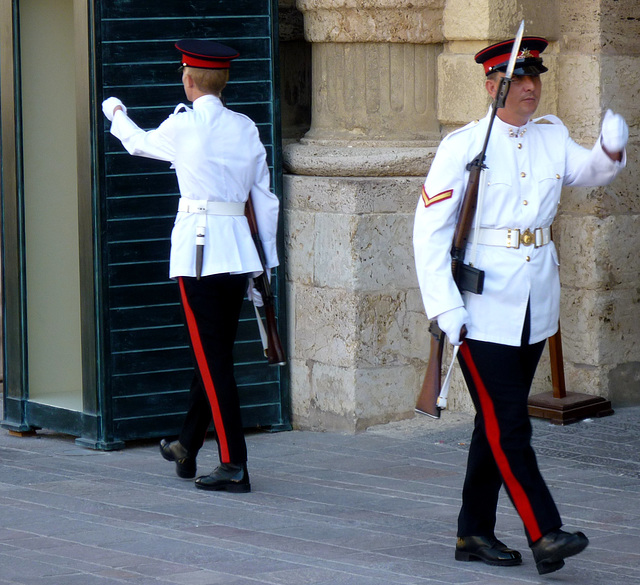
[{"xmin": 528, "ymin": 323, "xmax": 614, "ymax": 424}]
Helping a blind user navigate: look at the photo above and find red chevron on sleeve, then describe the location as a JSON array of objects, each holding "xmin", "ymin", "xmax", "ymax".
[{"xmin": 422, "ymin": 185, "xmax": 453, "ymax": 208}]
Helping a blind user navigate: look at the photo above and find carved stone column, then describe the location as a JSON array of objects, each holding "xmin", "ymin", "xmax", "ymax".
[{"xmin": 284, "ymin": 1, "xmax": 445, "ymax": 431}]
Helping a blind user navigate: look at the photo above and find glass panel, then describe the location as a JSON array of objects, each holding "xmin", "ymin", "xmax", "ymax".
[{"xmin": 21, "ymin": 0, "xmax": 83, "ymax": 409}]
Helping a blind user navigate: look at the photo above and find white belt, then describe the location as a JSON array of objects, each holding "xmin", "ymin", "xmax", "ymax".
[
  {"xmin": 178, "ymin": 198, "xmax": 246, "ymax": 216},
  {"xmin": 470, "ymin": 226, "xmax": 551, "ymax": 249}
]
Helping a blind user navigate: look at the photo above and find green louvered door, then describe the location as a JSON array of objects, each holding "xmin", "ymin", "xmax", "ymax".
[{"xmin": 98, "ymin": 0, "xmax": 288, "ymax": 443}]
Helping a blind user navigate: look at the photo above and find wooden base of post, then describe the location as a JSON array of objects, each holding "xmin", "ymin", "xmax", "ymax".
[
  {"xmin": 527, "ymin": 324, "xmax": 614, "ymax": 425},
  {"xmin": 528, "ymin": 391, "xmax": 613, "ymax": 425}
]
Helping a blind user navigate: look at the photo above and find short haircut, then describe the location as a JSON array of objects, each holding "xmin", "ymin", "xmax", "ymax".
[{"xmin": 185, "ymin": 67, "xmax": 229, "ymax": 96}]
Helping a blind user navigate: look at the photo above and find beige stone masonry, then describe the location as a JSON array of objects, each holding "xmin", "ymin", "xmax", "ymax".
[
  {"xmin": 297, "ymin": 0, "xmax": 445, "ymax": 43},
  {"xmin": 284, "ymin": 171, "xmax": 430, "ymax": 430},
  {"xmin": 550, "ymin": 0, "xmax": 640, "ymax": 406},
  {"xmin": 283, "ymin": 0, "xmax": 640, "ymax": 431},
  {"xmin": 303, "ymin": 42, "xmax": 441, "ymax": 143}
]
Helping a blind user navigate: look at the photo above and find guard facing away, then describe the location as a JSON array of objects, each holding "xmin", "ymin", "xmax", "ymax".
[
  {"xmin": 102, "ymin": 39, "xmax": 280, "ymax": 493},
  {"xmin": 413, "ymin": 33, "xmax": 628, "ymax": 574}
]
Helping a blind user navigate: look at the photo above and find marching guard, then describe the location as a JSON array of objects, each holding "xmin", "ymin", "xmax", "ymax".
[
  {"xmin": 102, "ymin": 39, "xmax": 280, "ymax": 493},
  {"xmin": 413, "ymin": 34, "xmax": 627, "ymax": 574}
]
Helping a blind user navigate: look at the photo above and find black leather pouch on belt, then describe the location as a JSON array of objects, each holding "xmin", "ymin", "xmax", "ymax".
[{"xmin": 456, "ymin": 263, "xmax": 484, "ymax": 295}]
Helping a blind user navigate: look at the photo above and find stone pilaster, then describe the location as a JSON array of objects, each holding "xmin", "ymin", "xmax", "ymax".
[
  {"xmin": 552, "ymin": 0, "xmax": 640, "ymax": 406},
  {"xmin": 284, "ymin": 0, "xmax": 444, "ymax": 431}
]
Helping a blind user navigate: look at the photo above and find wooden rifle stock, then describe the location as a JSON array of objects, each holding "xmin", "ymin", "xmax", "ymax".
[
  {"xmin": 416, "ymin": 75, "xmax": 512, "ymax": 418},
  {"xmin": 415, "ymin": 323, "xmax": 444, "ymax": 418},
  {"xmin": 245, "ymin": 196, "xmax": 286, "ymax": 366}
]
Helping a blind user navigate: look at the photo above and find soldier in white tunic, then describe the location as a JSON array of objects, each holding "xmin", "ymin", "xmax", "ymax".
[
  {"xmin": 413, "ymin": 37, "xmax": 627, "ymax": 574},
  {"xmin": 102, "ymin": 40, "xmax": 280, "ymax": 493}
]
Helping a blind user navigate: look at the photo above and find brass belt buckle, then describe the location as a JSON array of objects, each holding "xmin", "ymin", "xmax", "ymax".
[{"xmin": 521, "ymin": 228, "xmax": 534, "ymax": 246}]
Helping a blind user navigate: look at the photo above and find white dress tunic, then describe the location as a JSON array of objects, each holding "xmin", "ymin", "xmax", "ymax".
[
  {"xmin": 109, "ymin": 94, "xmax": 280, "ymax": 279},
  {"xmin": 413, "ymin": 112, "xmax": 625, "ymax": 346}
]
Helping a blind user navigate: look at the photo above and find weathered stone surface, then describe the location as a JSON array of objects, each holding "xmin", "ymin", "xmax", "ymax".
[
  {"xmin": 560, "ymin": 288, "xmax": 640, "ymax": 366},
  {"xmin": 557, "ymin": 179, "xmax": 640, "ymax": 221},
  {"xmin": 600, "ymin": 0, "xmax": 640, "ymax": 55},
  {"xmin": 283, "ymin": 174, "xmax": 426, "ymax": 214},
  {"xmin": 561, "ymin": 0, "xmax": 640, "ymax": 55},
  {"xmin": 284, "ymin": 143, "xmax": 437, "ymax": 177},
  {"xmin": 555, "ymin": 214, "xmax": 640, "ymax": 290},
  {"xmin": 353, "ymin": 215, "xmax": 419, "ymax": 291},
  {"xmin": 291, "ymin": 283, "xmax": 358, "ymax": 368},
  {"xmin": 353, "ymin": 365, "xmax": 420, "ymax": 429},
  {"xmin": 283, "ymin": 207, "xmax": 315, "ymax": 286},
  {"xmin": 303, "ymin": 42, "xmax": 441, "ymax": 143},
  {"xmin": 297, "ymin": 0, "xmax": 446, "ymax": 44},
  {"xmin": 357, "ymin": 291, "xmax": 412, "ymax": 367},
  {"xmin": 283, "ymin": 175, "xmax": 424, "ymax": 292},
  {"xmin": 437, "ymin": 51, "xmax": 488, "ymax": 127},
  {"xmin": 444, "ymin": 0, "xmax": 559, "ymax": 42},
  {"xmin": 283, "ymin": 0, "xmax": 640, "ymax": 432}
]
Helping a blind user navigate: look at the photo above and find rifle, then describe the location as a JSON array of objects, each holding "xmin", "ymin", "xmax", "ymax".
[
  {"xmin": 245, "ymin": 196, "xmax": 286, "ymax": 366},
  {"xmin": 415, "ymin": 21, "xmax": 525, "ymax": 418}
]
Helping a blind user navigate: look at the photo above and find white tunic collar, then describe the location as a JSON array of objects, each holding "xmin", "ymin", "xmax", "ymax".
[
  {"xmin": 192, "ymin": 94, "xmax": 223, "ymax": 110},
  {"xmin": 493, "ymin": 112, "xmax": 532, "ymax": 138}
]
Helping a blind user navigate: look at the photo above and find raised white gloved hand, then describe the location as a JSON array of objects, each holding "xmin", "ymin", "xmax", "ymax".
[
  {"xmin": 437, "ymin": 307, "xmax": 469, "ymax": 346},
  {"xmin": 601, "ymin": 109, "xmax": 629, "ymax": 154},
  {"xmin": 102, "ymin": 97, "xmax": 127, "ymax": 122}
]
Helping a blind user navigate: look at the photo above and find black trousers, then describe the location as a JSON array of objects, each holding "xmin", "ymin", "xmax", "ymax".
[
  {"xmin": 456, "ymin": 311, "xmax": 562, "ymax": 544},
  {"xmin": 177, "ymin": 274, "xmax": 248, "ymax": 465}
]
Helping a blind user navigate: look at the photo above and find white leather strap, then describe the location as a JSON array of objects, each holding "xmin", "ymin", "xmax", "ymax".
[
  {"xmin": 470, "ymin": 226, "xmax": 551, "ymax": 249},
  {"xmin": 436, "ymin": 344, "xmax": 460, "ymax": 411},
  {"xmin": 178, "ymin": 198, "xmax": 245, "ymax": 216}
]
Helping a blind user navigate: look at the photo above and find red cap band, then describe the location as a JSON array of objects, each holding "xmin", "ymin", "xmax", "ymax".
[
  {"xmin": 481, "ymin": 49, "xmax": 542, "ymax": 74},
  {"xmin": 180, "ymin": 54, "xmax": 234, "ymax": 69}
]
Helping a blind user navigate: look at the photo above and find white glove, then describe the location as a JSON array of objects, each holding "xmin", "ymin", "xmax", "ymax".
[
  {"xmin": 601, "ymin": 109, "xmax": 628, "ymax": 153},
  {"xmin": 437, "ymin": 307, "xmax": 469, "ymax": 346},
  {"xmin": 102, "ymin": 97, "xmax": 127, "ymax": 122},
  {"xmin": 246, "ymin": 278, "xmax": 264, "ymax": 307}
]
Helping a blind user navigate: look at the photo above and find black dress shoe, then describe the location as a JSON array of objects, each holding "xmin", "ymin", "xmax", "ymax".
[
  {"xmin": 455, "ymin": 536, "xmax": 522, "ymax": 566},
  {"xmin": 160, "ymin": 439, "xmax": 196, "ymax": 479},
  {"xmin": 531, "ymin": 529, "xmax": 589, "ymax": 575},
  {"xmin": 195, "ymin": 463, "xmax": 251, "ymax": 493}
]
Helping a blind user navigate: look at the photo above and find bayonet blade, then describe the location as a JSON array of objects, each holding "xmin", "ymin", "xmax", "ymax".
[{"xmin": 505, "ymin": 20, "xmax": 525, "ymax": 80}]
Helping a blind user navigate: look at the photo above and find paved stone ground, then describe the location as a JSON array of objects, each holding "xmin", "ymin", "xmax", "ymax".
[{"xmin": 0, "ymin": 403, "xmax": 639, "ymax": 585}]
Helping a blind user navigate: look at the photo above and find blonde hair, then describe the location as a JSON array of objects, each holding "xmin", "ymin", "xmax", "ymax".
[{"xmin": 185, "ymin": 67, "xmax": 229, "ymax": 96}]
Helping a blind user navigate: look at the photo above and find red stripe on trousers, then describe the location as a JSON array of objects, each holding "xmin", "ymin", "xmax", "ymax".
[
  {"xmin": 460, "ymin": 342, "xmax": 542, "ymax": 542},
  {"xmin": 178, "ymin": 277, "xmax": 230, "ymax": 463}
]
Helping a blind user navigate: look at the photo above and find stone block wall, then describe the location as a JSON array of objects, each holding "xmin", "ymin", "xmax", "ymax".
[
  {"xmin": 280, "ymin": 0, "xmax": 639, "ymax": 431},
  {"xmin": 553, "ymin": 0, "xmax": 640, "ymax": 406}
]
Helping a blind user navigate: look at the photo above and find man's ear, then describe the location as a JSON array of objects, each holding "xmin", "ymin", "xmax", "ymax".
[
  {"xmin": 183, "ymin": 72, "xmax": 195, "ymax": 89},
  {"xmin": 485, "ymin": 78, "xmax": 498, "ymax": 100}
]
